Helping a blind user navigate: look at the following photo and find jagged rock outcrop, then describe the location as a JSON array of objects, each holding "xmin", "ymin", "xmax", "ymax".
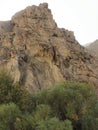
[{"xmin": 0, "ymin": 3, "xmax": 98, "ymax": 92}]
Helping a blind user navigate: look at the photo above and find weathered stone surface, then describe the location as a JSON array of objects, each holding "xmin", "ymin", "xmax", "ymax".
[
  {"xmin": 86, "ymin": 40, "xmax": 98, "ymax": 58},
  {"xmin": 0, "ymin": 3, "xmax": 98, "ymax": 92}
]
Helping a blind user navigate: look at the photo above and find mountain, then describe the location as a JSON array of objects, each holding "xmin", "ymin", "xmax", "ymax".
[
  {"xmin": 0, "ymin": 3, "xmax": 98, "ymax": 92},
  {"xmin": 86, "ymin": 40, "xmax": 98, "ymax": 58}
]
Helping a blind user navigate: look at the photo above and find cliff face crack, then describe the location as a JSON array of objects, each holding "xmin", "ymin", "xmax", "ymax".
[
  {"xmin": 31, "ymin": 63, "xmax": 41, "ymax": 90},
  {"xmin": 52, "ymin": 46, "xmax": 57, "ymax": 63}
]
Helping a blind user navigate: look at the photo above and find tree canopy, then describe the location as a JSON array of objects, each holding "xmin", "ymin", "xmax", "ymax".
[{"xmin": 0, "ymin": 70, "xmax": 97, "ymax": 130}]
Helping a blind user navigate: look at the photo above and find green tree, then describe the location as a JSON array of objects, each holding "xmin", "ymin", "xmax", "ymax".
[
  {"xmin": 11, "ymin": 83, "xmax": 33, "ymax": 112},
  {"xmin": 0, "ymin": 70, "xmax": 13, "ymax": 104},
  {"xmin": 0, "ymin": 103, "xmax": 21, "ymax": 130},
  {"xmin": 0, "ymin": 70, "xmax": 33, "ymax": 112},
  {"xmin": 14, "ymin": 113, "xmax": 34, "ymax": 130},
  {"xmin": 0, "ymin": 69, "xmax": 97, "ymax": 130},
  {"xmin": 34, "ymin": 104, "xmax": 51, "ymax": 122},
  {"xmin": 36, "ymin": 118, "xmax": 73, "ymax": 130},
  {"xmin": 33, "ymin": 82, "xmax": 98, "ymax": 130}
]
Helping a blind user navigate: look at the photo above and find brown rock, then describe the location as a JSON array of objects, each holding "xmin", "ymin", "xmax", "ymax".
[
  {"xmin": 86, "ymin": 39, "xmax": 98, "ymax": 58},
  {"xmin": 0, "ymin": 3, "xmax": 98, "ymax": 92}
]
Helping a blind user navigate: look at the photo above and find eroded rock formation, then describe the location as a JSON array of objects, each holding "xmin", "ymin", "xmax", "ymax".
[
  {"xmin": 0, "ymin": 3, "xmax": 98, "ymax": 92},
  {"xmin": 86, "ymin": 40, "xmax": 98, "ymax": 58}
]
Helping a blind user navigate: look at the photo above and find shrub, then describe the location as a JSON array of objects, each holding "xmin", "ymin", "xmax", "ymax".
[
  {"xmin": 33, "ymin": 82, "xmax": 98, "ymax": 130},
  {"xmin": 0, "ymin": 69, "xmax": 97, "ymax": 130},
  {"xmin": 36, "ymin": 118, "xmax": 73, "ymax": 130},
  {"xmin": 0, "ymin": 103, "xmax": 21, "ymax": 130},
  {"xmin": 0, "ymin": 70, "xmax": 33, "ymax": 112},
  {"xmin": 34, "ymin": 104, "xmax": 51, "ymax": 122},
  {"xmin": 0, "ymin": 70, "xmax": 13, "ymax": 104}
]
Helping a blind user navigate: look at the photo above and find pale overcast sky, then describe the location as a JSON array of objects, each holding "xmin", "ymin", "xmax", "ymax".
[{"xmin": 0, "ymin": 0, "xmax": 97, "ymax": 46}]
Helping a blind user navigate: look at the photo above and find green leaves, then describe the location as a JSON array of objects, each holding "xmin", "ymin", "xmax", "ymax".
[
  {"xmin": 36, "ymin": 117, "xmax": 73, "ymax": 130},
  {"xmin": 0, "ymin": 103, "xmax": 21, "ymax": 130},
  {"xmin": 33, "ymin": 82, "xmax": 98, "ymax": 130},
  {"xmin": 0, "ymin": 70, "xmax": 13, "ymax": 104},
  {"xmin": 0, "ymin": 70, "xmax": 33, "ymax": 112},
  {"xmin": 0, "ymin": 69, "xmax": 97, "ymax": 130},
  {"xmin": 34, "ymin": 104, "xmax": 51, "ymax": 121}
]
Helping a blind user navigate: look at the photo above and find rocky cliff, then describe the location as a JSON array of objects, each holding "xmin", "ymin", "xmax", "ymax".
[
  {"xmin": 0, "ymin": 3, "xmax": 98, "ymax": 92},
  {"xmin": 86, "ymin": 40, "xmax": 98, "ymax": 58}
]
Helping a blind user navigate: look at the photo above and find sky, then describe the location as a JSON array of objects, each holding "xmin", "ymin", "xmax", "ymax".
[{"xmin": 0, "ymin": 0, "xmax": 97, "ymax": 46}]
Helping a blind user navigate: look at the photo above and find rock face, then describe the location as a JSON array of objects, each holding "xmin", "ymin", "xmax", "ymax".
[
  {"xmin": 0, "ymin": 3, "xmax": 98, "ymax": 92},
  {"xmin": 86, "ymin": 40, "xmax": 98, "ymax": 58}
]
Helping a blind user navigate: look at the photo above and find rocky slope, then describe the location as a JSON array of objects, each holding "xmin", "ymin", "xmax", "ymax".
[
  {"xmin": 0, "ymin": 3, "xmax": 98, "ymax": 92},
  {"xmin": 86, "ymin": 40, "xmax": 98, "ymax": 58}
]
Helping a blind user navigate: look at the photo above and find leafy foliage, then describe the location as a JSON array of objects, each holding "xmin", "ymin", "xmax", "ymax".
[
  {"xmin": 0, "ymin": 103, "xmax": 21, "ymax": 130},
  {"xmin": 0, "ymin": 70, "xmax": 97, "ymax": 130},
  {"xmin": 0, "ymin": 70, "xmax": 13, "ymax": 104},
  {"xmin": 33, "ymin": 82, "xmax": 98, "ymax": 130},
  {"xmin": 36, "ymin": 117, "xmax": 73, "ymax": 130},
  {"xmin": 0, "ymin": 70, "xmax": 33, "ymax": 112}
]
